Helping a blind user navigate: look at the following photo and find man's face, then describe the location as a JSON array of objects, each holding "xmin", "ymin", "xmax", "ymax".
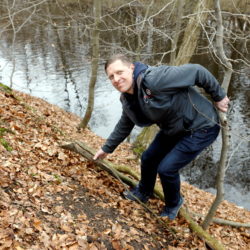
[{"xmin": 106, "ymin": 60, "xmax": 134, "ymax": 94}]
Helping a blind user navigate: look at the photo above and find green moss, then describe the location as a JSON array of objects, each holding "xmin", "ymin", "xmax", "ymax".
[
  {"xmin": 0, "ymin": 127, "xmax": 12, "ymax": 136},
  {"xmin": 53, "ymin": 174, "xmax": 62, "ymax": 184},
  {"xmin": 0, "ymin": 83, "xmax": 12, "ymax": 94},
  {"xmin": 132, "ymin": 145, "xmax": 145, "ymax": 156},
  {"xmin": 0, "ymin": 127, "xmax": 6, "ymax": 136},
  {"xmin": 0, "ymin": 138, "xmax": 12, "ymax": 151},
  {"xmin": 0, "ymin": 127, "xmax": 13, "ymax": 151}
]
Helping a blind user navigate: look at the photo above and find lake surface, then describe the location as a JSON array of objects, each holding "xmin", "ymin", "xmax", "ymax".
[{"xmin": 0, "ymin": 21, "xmax": 249, "ymax": 210}]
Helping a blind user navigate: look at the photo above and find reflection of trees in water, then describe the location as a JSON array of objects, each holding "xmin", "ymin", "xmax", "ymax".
[
  {"xmin": 52, "ymin": 23, "xmax": 84, "ymax": 112},
  {"xmin": 181, "ymin": 145, "xmax": 250, "ymax": 190},
  {"xmin": 181, "ymin": 147, "xmax": 217, "ymax": 188},
  {"xmin": 1, "ymin": 18, "xmax": 88, "ymax": 113},
  {"xmin": 19, "ymin": 32, "xmax": 32, "ymax": 93},
  {"xmin": 90, "ymin": 109, "xmax": 109, "ymax": 131}
]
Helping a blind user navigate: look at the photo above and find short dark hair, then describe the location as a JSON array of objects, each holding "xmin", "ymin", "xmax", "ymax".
[{"xmin": 104, "ymin": 54, "xmax": 132, "ymax": 73}]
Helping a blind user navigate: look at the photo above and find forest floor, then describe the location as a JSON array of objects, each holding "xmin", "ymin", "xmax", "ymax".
[{"xmin": 0, "ymin": 86, "xmax": 249, "ymax": 249}]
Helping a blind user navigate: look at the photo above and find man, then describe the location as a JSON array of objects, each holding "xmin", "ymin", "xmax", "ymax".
[{"xmin": 93, "ymin": 54, "xmax": 229, "ymax": 220}]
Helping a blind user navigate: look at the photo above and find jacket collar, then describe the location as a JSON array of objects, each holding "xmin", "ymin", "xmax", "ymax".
[
  {"xmin": 121, "ymin": 62, "xmax": 148, "ymax": 100},
  {"xmin": 133, "ymin": 62, "xmax": 148, "ymax": 82},
  {"xmin": 128, "ymin": 61, "xmax": 148, "ymax": 95}
]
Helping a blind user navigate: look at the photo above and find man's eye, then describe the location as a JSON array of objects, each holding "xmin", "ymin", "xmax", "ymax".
[{"xmin": 117, "ymin": 71, "xmax": 123, "ymax": 75}]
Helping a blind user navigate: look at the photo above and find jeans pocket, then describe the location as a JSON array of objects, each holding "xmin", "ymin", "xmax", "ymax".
[
  {"xmin": 192, "ymin": 125, "xmax": 220, "ymax": 149},
  {"xmin": 176, "ymin": 125, "xmax": 220, "ymax": 153}
]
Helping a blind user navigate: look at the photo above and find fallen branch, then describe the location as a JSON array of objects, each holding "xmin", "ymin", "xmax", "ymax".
[
  {"xmin": 61, "ymin": 141, "xmax": 137, "ymax": 187},
  {"xmin": 193, "ymin": 213, "xmax": 250, "ymax": 228},
  {"xmin": 109, "ymin": 162, "xmax": 140, "ymax": 181},
  {"xmin": 61, "ymin": 140, "xmax": 225, "ymax": 250}
]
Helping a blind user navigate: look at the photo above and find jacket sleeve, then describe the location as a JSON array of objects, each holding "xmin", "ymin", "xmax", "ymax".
[
  {"xmin": 145, "ymin": 64, "xmax": 226, "ymax": 102},
  {"xmin": 102, "ymin": 110, "xmax": 135, "ymax": 153}
]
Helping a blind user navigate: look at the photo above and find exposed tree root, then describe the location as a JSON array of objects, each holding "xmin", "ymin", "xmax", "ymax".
[{"xmin": 61, "ymin": 140, "xmax": 225, "ymax": 250}]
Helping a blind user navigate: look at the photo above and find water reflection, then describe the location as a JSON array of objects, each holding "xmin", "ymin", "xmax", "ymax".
[
  {"xmin": 0, "ymin": 22, "xmax": 249, "ymax": 210},
  {"xmin": 1, "ymin": 24, "xmax": 123, "ymax": 138}
]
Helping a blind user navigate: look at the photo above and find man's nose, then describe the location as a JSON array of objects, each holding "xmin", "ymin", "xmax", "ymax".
[{"xmin": 113, "ymin": 74, "xmax": 120, "ymax": 82}]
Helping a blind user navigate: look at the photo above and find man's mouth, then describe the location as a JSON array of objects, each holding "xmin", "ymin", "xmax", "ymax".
[{"xmin": 117, "ymin": 83, "xmax": 124, "ymax": 89}]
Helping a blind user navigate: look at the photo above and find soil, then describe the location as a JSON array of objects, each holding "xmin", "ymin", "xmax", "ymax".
[{"xmin": 0, "ymin": 87, "xmax": 249, "ymax": 249}]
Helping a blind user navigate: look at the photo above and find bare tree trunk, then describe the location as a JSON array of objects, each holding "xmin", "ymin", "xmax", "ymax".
[
  {"xmin": 174, "ymin": 0, "xmax": 213, "ymax": 65},
  {"xmin": 202, "ymin": 0, "xmax": 232, "ymax": 230},
  {"xmin": 170, "ymin": 0, "xmax": 184, "ymax": 65},
  {"xmin": 135, "ymin": 0, "xmax": 154, "ymax": 61},
  {"xmin": 132, "ymin": 124, "xmax": 158, "ymax": 158},
  {"xmin": 78, "ymin": 0, "xmax": 101, "ymax": 129}
]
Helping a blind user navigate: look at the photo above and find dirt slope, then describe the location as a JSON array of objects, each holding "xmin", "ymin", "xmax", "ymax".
[{"xmin": 0, "ymin": 86, "xmax": 249, "ymax": 249}]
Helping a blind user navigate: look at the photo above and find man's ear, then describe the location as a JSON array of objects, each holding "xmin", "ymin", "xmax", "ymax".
[{"xmin": 130, "ymin": 63, "xmax": 135, "ymax": 71}]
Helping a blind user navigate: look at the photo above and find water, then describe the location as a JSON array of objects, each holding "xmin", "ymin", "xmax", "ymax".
[
  {"xmin": 0, "ymin": 21, "xmax": 249, "ymax": 210},
  {"xmin": 0, "ymin": 25, "xmax": 122, "ymax": 138}
]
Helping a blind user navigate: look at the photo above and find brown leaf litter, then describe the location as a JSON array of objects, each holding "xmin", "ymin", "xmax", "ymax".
[{"xmin": 0, "ymin": 88, "xmax": 249, "ymax": 249}]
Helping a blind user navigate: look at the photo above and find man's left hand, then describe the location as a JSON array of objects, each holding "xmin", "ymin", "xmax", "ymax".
[{"xmin": 215, "ymin": 96, "xmax": 230, "ymax": 112}]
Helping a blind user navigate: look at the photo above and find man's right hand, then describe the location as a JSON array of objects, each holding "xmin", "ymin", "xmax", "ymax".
[
  {"xmin": 215, "ymin": 96, "xmax": 230, "ymax": 113},
  {"xmin": 93, "ymin": 148, "xmax": 108, "ymax": 160}
]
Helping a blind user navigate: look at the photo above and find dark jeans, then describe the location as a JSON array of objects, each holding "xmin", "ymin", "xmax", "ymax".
[{"xmin": 139, "ymin": 124, "xmax": 220, "ymax": 207}]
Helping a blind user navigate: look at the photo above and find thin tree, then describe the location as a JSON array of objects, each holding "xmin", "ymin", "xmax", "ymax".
[
  {"xmin": 78, "ymin": 0, "xmax": 101, "ymax": 129},
  {"xmin": 135, "ymin": 0, "xmax": 154, "ymax": 61},
  {"xmin": 169, "ymin": 0, "xmax": 184, "ymax": 65},
  {"xmin": 202, "ymin": 0, "xmax": 232, "ymax": 230}
]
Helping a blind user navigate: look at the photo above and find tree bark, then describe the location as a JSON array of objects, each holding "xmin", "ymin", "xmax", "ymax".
[
  {"xmin": 61, "ymin": 141, "xmax": 139, "ymax": 187},
  {"xmin": 132, "ymin": 124, "xmax": 158, "ymax": 158},
  {"xmin": 78, "ymin": 0, "xmax": 101, "ymax": 129},
  {"xmin": 174, "ymin": 0, "xmax": 213, "ymax": 65},
  {"xmin": 170, "ymin": 0, "xmax": 184, "ymax": 65}
]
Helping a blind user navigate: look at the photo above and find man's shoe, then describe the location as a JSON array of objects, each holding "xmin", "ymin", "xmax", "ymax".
[
  {"xmin": 123, "ymin": 185, "xmax": 150, "ymax": 203},
  {"xmin": 160, "ymin": 196, "xmax": 184, "ymax": 220}
]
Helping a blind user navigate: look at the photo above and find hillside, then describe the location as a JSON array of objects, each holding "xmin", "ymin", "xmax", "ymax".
[{"xmin": 0, "ymin": 85, "xmax": 249, "ymax": 249}]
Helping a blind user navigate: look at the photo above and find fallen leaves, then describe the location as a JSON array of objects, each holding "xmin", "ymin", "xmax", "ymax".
[{"xmin": 0, "ymin": 88, "xmax": 249, "ymax": 249}]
